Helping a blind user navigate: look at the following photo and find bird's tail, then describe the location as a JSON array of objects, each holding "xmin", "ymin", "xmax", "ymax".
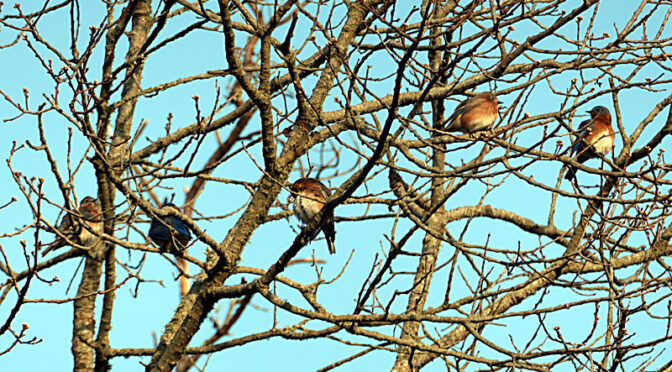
[
  {"xmin": 564, "ymin": 166, "xmax": 576, "ymax": 181},
  {"xmin": 41, "ymin": 240, "xmax": 64, "ymax": 256},
  {"xmin": 322, "ymin": 217, "xmax": 336, "ymax": 255},
  {"xmin": 325, "ymin": 235, "xmax": 336, "ymax": 255}
]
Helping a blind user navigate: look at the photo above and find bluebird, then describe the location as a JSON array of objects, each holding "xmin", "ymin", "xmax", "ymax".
[
  {"xmin": 446, "ymin": 92, "xmax": 499, "ymax": 133},
  {"xmin": 565, "ymin": 106, "xmax": 615, "ymax": 181},
  {"xmin": 289, "ymin": 178, "xmax": 336, "ymax": 254},
  {"xmin": 42, "ymin": 196, "xmax": 102, "ymax": 256},
  {"xmin": 148, "ymin": 203, "xmax": 192, "ymax": 254}
]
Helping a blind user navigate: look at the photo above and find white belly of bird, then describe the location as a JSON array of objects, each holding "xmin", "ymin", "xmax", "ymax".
[
  {"xmin": 80, "ymin": 223, "xmax": 102, "ymax": 246},
  {"xmin": 592, "ymin": 135, "xmax": 614, "ymax": 155},
  {"xmin": 294, "ymin": 195, "xmax": 322, "ymax": 224}
]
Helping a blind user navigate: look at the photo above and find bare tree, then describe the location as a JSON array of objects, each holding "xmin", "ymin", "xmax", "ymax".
[{"xmin": 2, "ymin": 0, "xmax": 672, "ymax": 371}]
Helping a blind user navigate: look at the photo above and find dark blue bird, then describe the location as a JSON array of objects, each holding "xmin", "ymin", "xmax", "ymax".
[{"xmin": 148, "ymin": 203, "xmax": 192, "ymax": 254}]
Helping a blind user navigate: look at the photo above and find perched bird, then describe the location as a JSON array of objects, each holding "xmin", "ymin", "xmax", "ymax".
[
  {"xmin": 565, "ymin": 106, "xmax": 615, "ymax": 181},
  {"xmin": 446, "ymin": 92, "xmax": 499, "ymax": 133},
  {"xmin": 42, "ymin": 196, "xmax": 102, "ymax": 256},
  {"xmin": 148, "ymin": 203, "xmax": 192, "ymax": 254},
  {"xmin": 289, "ymin": 178, "xmax": 336, "ymax": 255}
]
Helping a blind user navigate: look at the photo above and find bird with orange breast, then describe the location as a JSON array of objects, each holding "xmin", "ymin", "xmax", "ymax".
[
  {"xmin": 565, "ymin": 106, "xmax": 615, "ymax": 182},
  {"xmin": 42, "ymin": 196, "xmax": 102, "ymax": 256},
  {"xmin": 289, "ymin": 178, "xmax": 336, "ymax": 254},
  {"xmin": 445, "ymin": 92, "xmax": 499, "ymax": 133}
]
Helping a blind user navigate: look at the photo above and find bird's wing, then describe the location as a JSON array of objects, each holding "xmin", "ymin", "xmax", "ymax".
[
  {"xmin": 447, "ymin": 106, "xmax": 464, "ymax": 123},
  {"xmin": 166, "ymin": 216, "xmax": 192, "ymax": 239},
  {"xmin": 570, "ymin": 118, "xmax": 594, "ymax": 156},
  {"xmin": 42, "ymin": 213, "xmax": 77, "ymax": 256},
  {"xmin": 447, "ymin": 97, "xmax": 475, "ymax": 123},
  {"xmin": 59, "ymin": 212, "xmax": 75, "ymax": 232},
  {"xmin": 318, "ymin": 182, "xmax": 332, "ymax": 199}
]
